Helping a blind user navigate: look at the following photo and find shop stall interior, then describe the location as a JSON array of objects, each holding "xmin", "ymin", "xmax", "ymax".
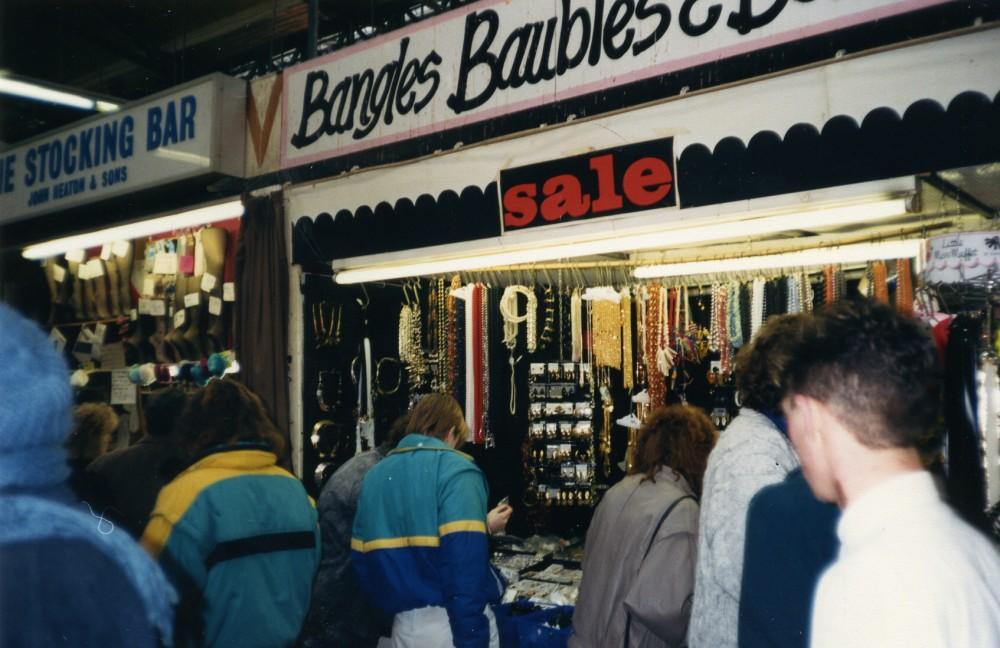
[
  {"xmin": 21, "ymin": 213, "xmax": 243, "ymax": 446},
  {"xmin": 295, "ymin": 172, "xmax": 999, "ymax": 607}
]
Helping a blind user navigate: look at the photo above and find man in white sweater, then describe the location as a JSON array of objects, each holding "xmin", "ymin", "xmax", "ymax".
[
  {"xmin": 689, "ymin": 315, "xmax": 806, "ymax": 648},
  {"xmin": 783, "ymin": 299, "xmax": 1000, "ymax": 648}
]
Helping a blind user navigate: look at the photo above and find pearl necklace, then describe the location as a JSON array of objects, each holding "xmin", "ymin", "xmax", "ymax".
[
  {"xmin": 751, "ymin": 277, "xmax": 765, "ymax": 338},
  {"xmin": 500, "ymin": 285, "xmax": 537, "ymax": 353}
]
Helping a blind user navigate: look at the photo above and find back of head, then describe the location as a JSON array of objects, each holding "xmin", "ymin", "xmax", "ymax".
[
  {"xmin": 384, "ymin": 411, "xmax": 412, "ymax": 450},
  {"xmin": 785, "ymin": 298, "xmax": 939, "ymax": 449},
  {"xmin": 68, "ymin": 403, "xmax": 118, "ymax": 464},
  {"xmin": 144, "ymin": 387, "xmax": 188, "ymax": 438},
  {"xmin": 630, "ymin": 405, "xmax": 717, "ymax": 496},
  {"xmin": 180, "ymin": 379, "xmax": 285, "ymax": 457},
  {"xmin": 736, "ymin": 313, "xmax": 809, "ymax": 413},
  {"xmin": 0, "ymin": 303, "xmax": 73, "ymax": 490},
  {"xmin": 404, "ymin": 393, "xmax": 467, "ymax": 441}
]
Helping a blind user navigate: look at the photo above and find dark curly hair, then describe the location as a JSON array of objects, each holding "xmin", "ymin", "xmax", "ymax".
[
  {"xmin": 785, "ymin": 298, "xmax": 940, "ymax": 449},
  {"xmin": 179, "ymin": 379, "xmax": 285, "ymax": 457},
  {"xmin": 735, "ymin": 313, "xmax": 809, "ymax": 412},
  {"xmin": 629, "ymin": 405, "xmax": 717, "ymax": 497}
]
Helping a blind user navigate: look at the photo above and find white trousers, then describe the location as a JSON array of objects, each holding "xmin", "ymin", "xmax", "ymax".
[{"xmin": 391, "ymin": 605, "xmax": 499, "ymax": 648}]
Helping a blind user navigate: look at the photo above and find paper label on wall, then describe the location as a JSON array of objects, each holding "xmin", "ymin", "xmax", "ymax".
[
  {"xmin": 174, "ymin": 309, "xmax": 186, "ymax": 328},
  {"xmin": 201, "ymin": 273, "xmax": 217, "ymax": 292},
  {"xmin": 142, "ymin": 276, "xmax": 156, "ymax": 297},
  {"xmin": 152, "ymin": 252, "xmax": 178, "ymax": 275},
  {"xmin": 147, "ymin": 299, "xmax": 166, "ymax": 316},
  {"xmin": 112, "ymin": 240, "xmax": 131, "ymax": 258},
  {"xmin": 52, "ymin": 264, "xmax": 66, "ymax": 283},
  {"xmin": 138, "ymin": 298, "xmax": 165, "ymax": 316},
  {"xmin": 184, "ymin": 292, "xmax": 200, "ymax": 308},
  {"xmin": 223, "ymin": 282, "xmax": 235, "ymax": 302},
  {"xmin": 101, "ymin": 342, "xmax": 126, "ymax": 369},
  {"xmin": 100, "ymin": 244, "xmax": 112, "ymax": 261},
  {"xmin": 208, "ymin": 296, "xmax": 223, "ymax": 316},
  {"xmin": 87, "ymin": 259, "xmax": 105, "ymax": 277},
  {"xmin": 110, "ymin": 370, "xmax": 137, "ymax": 405},
  {"xmin": 65, "ymin": 249, "xmax": 85, "ymax": 263},
  {"xmin": 49, "ymin": 327, "xmax": 67, "ymax": 354}
]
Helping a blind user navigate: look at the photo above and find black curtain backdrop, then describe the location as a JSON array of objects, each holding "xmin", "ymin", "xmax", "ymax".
[{"xmin": 235, "ymin": 193, "xmax": 291, "ymax": 464}]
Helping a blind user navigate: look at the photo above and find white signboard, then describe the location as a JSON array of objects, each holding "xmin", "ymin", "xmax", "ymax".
[
  {"xmin": 282, "ymin": 0, "xmax": 951, "ymax": 169},
  {"xmin": 0, "ymin": 74, "xmax": 245, "ymax": 224},
  {"xmin": 110, "ymin": 369, "xmax": 137, "ymax": 405}
]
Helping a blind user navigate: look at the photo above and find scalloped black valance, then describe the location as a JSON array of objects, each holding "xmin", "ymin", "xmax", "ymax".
[{"xmin": 294, "ymin": 90, "xmax": 1000, "ymax": 266}]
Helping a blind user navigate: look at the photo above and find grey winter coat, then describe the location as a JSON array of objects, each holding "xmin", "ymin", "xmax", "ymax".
[
  {"xmin": 570, "ymin": 467, "xmax": 699, "ymax": 648},
  {"xmin": 687, "ymin": 409, "xmax": 799, "ymax": 648}
]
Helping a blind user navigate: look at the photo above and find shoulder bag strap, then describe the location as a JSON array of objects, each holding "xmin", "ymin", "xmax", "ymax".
[{"xmin": 623, "ymin": 494, "xmax": 695, "ymax": 648}]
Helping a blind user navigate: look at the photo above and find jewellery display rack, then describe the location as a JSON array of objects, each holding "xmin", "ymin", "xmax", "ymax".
[{"xmin": 524, "ymin": 362, "xmax": 596, "ymax": 511}]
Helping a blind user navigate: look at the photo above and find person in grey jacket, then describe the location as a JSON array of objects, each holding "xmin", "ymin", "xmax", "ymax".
[
  {"xmin": 688, "ymin": 314, "xmax": 807, "ymax": 648},
  {"xmin": 298, "ymin": 414, "xmax": 411, "ymax": 647},
  {"xmin": 570, "ymin": 405, "xmax": 717, "ymax": 648}
]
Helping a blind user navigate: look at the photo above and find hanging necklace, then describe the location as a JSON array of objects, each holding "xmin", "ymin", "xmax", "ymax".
[
  {"xmin": 751, "ymin": 277, "xmax": 765, "ymax": 338},
  {"xmin": 592, "ymin": 295, "xmax": 621, "ymax": 370},
  {"xmin": 501, "ymin": 285, "xmax": 536, "ymax": 414},
  {"xmin": 621, "ymin": 287, "xmax": 634, "ymax": 390},
  {"xmin": 571, "ymin": 288, "xmax": 583, "ymax": 362},
  {"xmin": 896, "ymin": 258, "xmax": 914, "ymax": 315}
]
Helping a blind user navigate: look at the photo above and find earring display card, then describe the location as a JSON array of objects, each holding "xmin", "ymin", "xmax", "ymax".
[{"xmin": 524, "ymin": 361, "xmax": 596, "ymax": 510}]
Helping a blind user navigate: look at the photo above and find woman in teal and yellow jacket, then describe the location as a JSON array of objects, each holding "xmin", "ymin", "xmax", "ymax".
[
  {"xmin": 142, "ymin": 379, "xmax": 320, "ymax": 648},
  {"xmin": 352, "ymin": 393, "xmax": 507, "ymax": 648}
]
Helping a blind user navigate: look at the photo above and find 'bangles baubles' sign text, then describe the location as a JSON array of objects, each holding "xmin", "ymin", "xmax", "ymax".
[{"xmin": 281, "ymin": 0, "xmax": 951, "ymax": 169}]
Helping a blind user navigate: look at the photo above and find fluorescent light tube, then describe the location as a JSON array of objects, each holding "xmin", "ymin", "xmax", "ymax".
[
  {"xmin": 334, "ymin": 198, "xmax": 910, "ymax": 284},
  {"xmin": 0, "ymin": 77, "xmax": 96, "ymax": 111},
  {"xmin": 634, "ymin": 239, "xmax": 924, "ymax": 279},
  {"xmin": 22, "ymin": 200, "xmax": 244, "ymax": 260}
]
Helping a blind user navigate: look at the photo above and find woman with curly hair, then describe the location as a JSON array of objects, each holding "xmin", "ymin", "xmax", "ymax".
[{"xmin": 570, "ymin": 405, "xmax": 717, "ymax": 648}]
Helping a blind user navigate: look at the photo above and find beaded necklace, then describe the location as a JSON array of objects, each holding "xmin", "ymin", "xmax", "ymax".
[
  {"xmin": 621, "ymin": 287, "xmax": 634, "ymax": 390},
  {"xmin": 896, "ymin": 258, "xmax": 914, "ymax": 315},
  {"xmin": 592, "ymin": 296, "xmax": 621, "ymax": 370},
  {"xmin": 751, "ymin": 277, "xmax": 766, "ymax": 338},
  {"xmin": 571, "ymin": 288, "xmax": 583, "ymax": 362}
]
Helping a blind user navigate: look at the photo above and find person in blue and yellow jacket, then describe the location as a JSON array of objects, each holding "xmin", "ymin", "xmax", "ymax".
[
  {"xmin": 352, "ymin": 393, "xmax": 510, "ymax": 648},
  {"xmin": 141, "ymin": 379, "xmax": 320, "ymax": 648}
]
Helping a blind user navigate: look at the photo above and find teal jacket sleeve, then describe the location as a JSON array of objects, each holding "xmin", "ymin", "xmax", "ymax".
[{"xmin": 437, "ymin": 465, "xmax": 498, "ymax": 648}]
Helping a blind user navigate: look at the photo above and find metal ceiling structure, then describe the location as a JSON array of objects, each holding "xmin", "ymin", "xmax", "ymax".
[{"xmin": 0, "ymin": 0, "xmax": 474, "ymax": 146}]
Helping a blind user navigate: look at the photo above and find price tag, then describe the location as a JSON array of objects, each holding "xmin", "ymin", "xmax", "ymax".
[
  {"xmin": 87, "ymin": 259, "xmax": 105, "ymax": 277},
  {"xmin": 208, "ymin": 296, "xmax": 223, "ymax": 316},
  {"xmin": 201, "ymin": 273, "xmax": 217, "ymax": 292},
  {"xmin": 184, "ymin": 292, "xmax": 200, "ymax": 308},
  {"xmin": 52, "ymin": 264, "xmax": 66, "ymax": 283},
  {"xmin": 152, "ymin": 252, "xmax": 178, "ymax": 275},
  {"xmin": 130, "ymin": 308, "xmax": 138, "ymax": 321},
  {"xmin": 174, "ymin": 309, "xmax": 186, "ymax": 328},
  {"xmin": 178, "ymin": 254, "xmax": 195, "ymax": 274},
  {"xmin": 148, "ymin": 299, "xmax": 166, "ymax": 317},
  {"xmin": 142, "ymin": 276, "xmax": 156, "ymax": 297},
  {"xmin": 113, "ymin": 240, "xmax": 131, "ymax": 258},
  {"xmin": 110, "ymin": 370, "xmax": 137, "ymax": 405},
  {"xmin": 137, "ymin": 299, "xmax": 151, "ymax": 315},
  {"xmin": 49, "ymin": 327, "xmax": 67, "ymax": 354},
  {"xmin": 223, "ymin": 282, "xmax": 235, "ymax": 302},
  {"xmin": 100, "ymin": 244, "xmax": 112, "ymax": 261},
  {"xmin": 77, "ymin": 263, "xmax": 91, "ymax": 280},
  {"xmin": 65, "ymin": 249, "xmax": 85, "ymax": 263}
]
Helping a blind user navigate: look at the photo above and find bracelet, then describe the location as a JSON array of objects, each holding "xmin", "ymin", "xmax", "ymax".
[{"xmin": 375, "ymin": 357, "xmax": 403, "ymax": 395}]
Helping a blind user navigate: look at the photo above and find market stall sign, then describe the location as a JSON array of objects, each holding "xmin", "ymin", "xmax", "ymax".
[
  {"xmin": 282, "ymin": 0, "xmax": 952, "ymax": 170},
  {"xmin": 500, "ymin": 137, "xmax": 675, "ymax": 232},
  {"xmin": 0, "ymin": 74, "xmax": 245, "ymax": 224}
]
